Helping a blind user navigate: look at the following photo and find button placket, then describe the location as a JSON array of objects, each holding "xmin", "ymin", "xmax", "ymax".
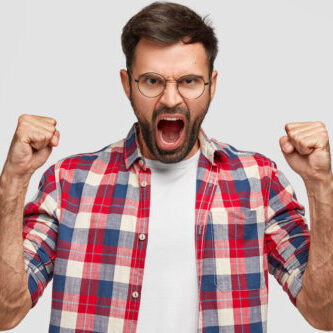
[
  {"xmin": 141, "ymin": 180, "xmax": 147, "ymax": 187},
  {"xmin": 132, "ymin": 291, "xmax": 139, "ymax": 298},
  {"xmin": 138, "ymin": 233, "xmax": 146, "ymax": 241},
  {"xmin": 129, "ymin": 167, "xmax": 149, "ymax": 313}
]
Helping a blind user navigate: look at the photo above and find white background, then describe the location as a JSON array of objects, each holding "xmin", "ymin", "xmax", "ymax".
[{"xmin": 1, "ymin": 0, "xmax": 332, "ymax": 332}]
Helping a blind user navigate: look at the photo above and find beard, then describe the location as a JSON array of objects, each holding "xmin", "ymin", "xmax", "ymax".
[{"xmin": 130, "ymin": 97, "xmax": 211, "ymax": 163}]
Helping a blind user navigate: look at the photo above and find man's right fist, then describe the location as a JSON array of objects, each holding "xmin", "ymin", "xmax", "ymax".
[{"xmin": 5, "ymin": 114, "xmax": 60, "ymax": 178}]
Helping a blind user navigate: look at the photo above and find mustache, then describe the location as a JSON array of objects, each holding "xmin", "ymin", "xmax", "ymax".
[{"xmin": 152, "ymin": 106, "xmax": 190, "ymax": 123}]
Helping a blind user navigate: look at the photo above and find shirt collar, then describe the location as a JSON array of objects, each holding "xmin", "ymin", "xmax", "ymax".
[{"xmin": 123, "ymin": 122, "xmax": 229, "ymax": 170}]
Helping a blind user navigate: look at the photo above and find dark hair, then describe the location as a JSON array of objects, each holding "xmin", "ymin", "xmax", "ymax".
[{"xmin": 121, "ymin": 1, "xmax": 218, "ymax": 76}]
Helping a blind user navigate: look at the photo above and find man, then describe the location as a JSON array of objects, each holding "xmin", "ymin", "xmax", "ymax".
[{"xmin": 0, "ymin": 1, "xmax": 332, "ymax": 332}]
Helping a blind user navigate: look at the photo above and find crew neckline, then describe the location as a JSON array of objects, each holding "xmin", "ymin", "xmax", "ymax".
[{"xmin": 144, "ymin": 150, "xmax": 201, "ymax": 170}]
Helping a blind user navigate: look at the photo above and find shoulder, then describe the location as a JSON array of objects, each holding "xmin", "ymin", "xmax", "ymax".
[
  {"xmin": 211, "ymin": 138, "xmax": 276, "ymax": 170},
  {"xmin": 53, "ymin": 138, "xmax": 126, "ymax": 174}
]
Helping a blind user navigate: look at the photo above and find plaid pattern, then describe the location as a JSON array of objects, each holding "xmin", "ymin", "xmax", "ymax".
[{"xmin": 23, "ymin": 123, "xmax": 310, "ymax": 332}]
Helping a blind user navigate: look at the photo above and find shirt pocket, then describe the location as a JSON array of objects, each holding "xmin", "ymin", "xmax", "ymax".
[{"xmin": 207, "ymin": 208, "xmax": 266, "ymax": 291}]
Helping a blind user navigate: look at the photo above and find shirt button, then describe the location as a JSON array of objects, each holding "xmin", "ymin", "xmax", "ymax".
[
  {"xmin": 132, "ymin": 291, "xmax": 139, "ymax": 298},
  {"xmin": 139, "ymin": 233, "xmax": 146, "ymax": 241},
  {"xmin": 141, "ymin": 180, "xmax": 147, "ymax": 187}
]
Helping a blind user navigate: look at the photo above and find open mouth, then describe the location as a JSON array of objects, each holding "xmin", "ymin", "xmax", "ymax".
[{"xmin": 156, "ymin": 115, "xmax": 185, "ymax": 150}]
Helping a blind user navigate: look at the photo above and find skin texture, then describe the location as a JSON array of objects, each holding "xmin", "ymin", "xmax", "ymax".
[
  {"xmin": 0, "ymin": 115, "xmax": 59, "ymax": 329},
  {"xmin": 120, "ymin": 38, "xmax": 217, "ymax": 163},
  {"xmin": 280, "ymin": 121, "xmax": 333, "ymax": 330}
]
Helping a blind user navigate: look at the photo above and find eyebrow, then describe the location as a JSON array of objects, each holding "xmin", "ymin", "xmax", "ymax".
[{"xmin": 140, "ymin": 72, "xmax": 205, "ymax": 80}]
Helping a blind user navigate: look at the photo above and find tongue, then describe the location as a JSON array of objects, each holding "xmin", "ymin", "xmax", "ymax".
[{"xmin": 158, "ymin": 119, "xmax": 183, "ymax": 143}]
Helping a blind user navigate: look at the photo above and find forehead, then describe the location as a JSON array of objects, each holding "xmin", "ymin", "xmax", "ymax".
[{"xmin": 132, "ymin": 38, "xmax": 209, "ymax": 78}]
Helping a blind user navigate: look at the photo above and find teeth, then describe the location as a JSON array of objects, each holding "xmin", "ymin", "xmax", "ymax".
[
  {"xmin": 162, "ymin": 117, "xmax": 181, "ymax": 121},
  {"xmin": 159, "ymin": 131, "xmax": 174, "ymax": 145}
]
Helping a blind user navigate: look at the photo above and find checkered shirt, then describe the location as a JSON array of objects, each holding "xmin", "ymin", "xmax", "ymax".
[{"xmin": 23, "ymin": 123, "xmax": 310, "ymax": 332}]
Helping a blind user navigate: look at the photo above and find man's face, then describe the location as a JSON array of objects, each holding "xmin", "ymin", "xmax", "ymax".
[{"xmin": 120, "ymin": 38, "xmax": 217, "ymax": 163}]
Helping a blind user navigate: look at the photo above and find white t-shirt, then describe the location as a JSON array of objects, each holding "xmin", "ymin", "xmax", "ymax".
[{"xmin": 136, "ymin": 151, "xmax": 200, "ymax": 333}]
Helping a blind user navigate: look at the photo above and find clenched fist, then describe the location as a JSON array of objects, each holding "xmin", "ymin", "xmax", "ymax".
[
  {"xmin": 280, "ymin": 121, "xmax": 332, "ymax": 182},
  {"xmin": 5, "ymin": 114, "xmax": 60, "ymax": 178}
]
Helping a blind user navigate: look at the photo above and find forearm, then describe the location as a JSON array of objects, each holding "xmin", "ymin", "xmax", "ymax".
[
  {"xmin": 296, "ymin": 173, "xmax": 333, "ymax": 330},
  {"xmin": 0, "ymin": 164, "xmax": 32, "ymax": 329}
]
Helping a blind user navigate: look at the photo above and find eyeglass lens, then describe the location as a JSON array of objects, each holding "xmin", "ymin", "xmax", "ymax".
[{"xmin": 137, "ymin": 73, "xmax": 206, "ymax": 99}]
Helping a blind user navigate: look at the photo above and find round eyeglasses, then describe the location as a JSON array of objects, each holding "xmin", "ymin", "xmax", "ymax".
[{"xmin": 132, "ymin": 72, "xmax": 210, "ymax": 100}]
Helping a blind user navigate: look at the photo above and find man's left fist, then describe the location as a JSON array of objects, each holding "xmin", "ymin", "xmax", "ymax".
[{"xmin": 279, "ymin": 121, "xmax": 332, "ymax": 182}]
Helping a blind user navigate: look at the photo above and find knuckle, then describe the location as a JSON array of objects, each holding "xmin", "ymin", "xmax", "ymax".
[
  {"xmin": 38, "ymin": 134, "xmax": 47, "ymax": 143},
  {"xmin": 15, "ymin": 126, "xmax": 25, "ymax": 139},
  {"xmin": 46, "ymin": 132, "xmax": 53, "ymax": 140},
  {"xmin": 16, "ymin": 122, "xmax": 29, "ymax": 136},
  {"xmin": 43, "ymin": 117, "xmax": 57, "ymax": 126},
  {"xmin": 320, "ymin": 128, "xmax": 329, "ymax": 139},
  {"xmin": 285, "ymin": 123, "xmax": 292, "ymax": 132},
  {"xmin": 44, "ymin": 125, "xmax": 55, "ymax": 134},
  {"xmin": 44, "ymin": 120, "xmax": 57, "ymax": 131},
  {"xmin": 299, "ymin": 138, "xmax": 306, "ymax": 146},
  {"xmin": 18, "ymin": 114, "xmax": 29, "ymax": 123},
  {"xmin": 50, "ymin": 118, "xmax": 57, "ymax": 125},
  {"xmin": 288, "ymin": 129, "xmax": 296, "ymax": 138},
  {"xmin": 32, "ymin": 130, "xmax": 46, "ymax": 142}
]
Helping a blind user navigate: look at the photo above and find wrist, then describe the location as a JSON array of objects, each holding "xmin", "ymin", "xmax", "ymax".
[
  {"xmin": 302, "ymin": 172, "xmax": 333, "ymax": 195},
  {"xmin": 0, "ymin": 163, "xmax": 32, "ymax": 193}
]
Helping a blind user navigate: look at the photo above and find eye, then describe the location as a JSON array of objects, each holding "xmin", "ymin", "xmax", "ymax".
[
  {"xmin": 142, "ymin": 75, "xmax": 163, "ymax": 86},
  {"xmin": 147, "ymin": 78, "xmax": 157, "ymax": 85},
  {"xmin": 179, "ymin": 76, "xmax": 201, "ymax": 87},
  {"xmin": 185, "ymin": 78, "xmax": 195, "ymax": 85}
]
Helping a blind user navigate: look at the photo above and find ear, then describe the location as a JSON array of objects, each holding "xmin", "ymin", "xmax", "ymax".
[
  {"xmin": 209, "ymin": 70, "xmax": 218, "ymax": 101},
  {"xmin": 120, "ymin": 69, "xmax": 131, "ymax": 99}
]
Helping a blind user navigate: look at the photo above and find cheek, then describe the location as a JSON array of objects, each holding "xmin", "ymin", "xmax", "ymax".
[
  {"xmin": 188, "ymin": 99, "xmax": 209, "ymax": 120},
  {"xmin": 132, "ymin": 93, "xmax": 156, "ymax": 120}
]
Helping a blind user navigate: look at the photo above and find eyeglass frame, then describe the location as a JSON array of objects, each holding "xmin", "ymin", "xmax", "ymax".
[{"xmin": 128, "ymin": 70, "xmax": 211, "ymax": 100}]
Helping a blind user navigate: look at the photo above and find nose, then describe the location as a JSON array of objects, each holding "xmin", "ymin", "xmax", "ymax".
[{"xmin": 158, "ymin": 80, "xmax": 183, "ymax": 108}]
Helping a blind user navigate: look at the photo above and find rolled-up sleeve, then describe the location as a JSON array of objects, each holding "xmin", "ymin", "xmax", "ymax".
[
  {"xmin": 23, "ymin": 164, "xmax": 59, "ymax": 307},
  {"xmin": 265, "ymin": 161, "xmax": 310, "ymax": 306}
]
